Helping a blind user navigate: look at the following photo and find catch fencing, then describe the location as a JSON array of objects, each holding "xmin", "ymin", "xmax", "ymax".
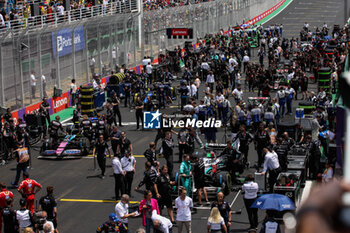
[{"xmin": 0, "ymin": 0, "xmax": 280, "ymax": 111}]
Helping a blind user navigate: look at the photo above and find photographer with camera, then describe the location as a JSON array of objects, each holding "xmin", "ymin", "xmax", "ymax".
[{"xmin": 34, "ymin": 211, "xmax": 57, "ymax": 233}]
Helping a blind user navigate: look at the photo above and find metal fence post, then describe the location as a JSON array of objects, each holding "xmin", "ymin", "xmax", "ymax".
[
  {"xmin": 18, "ymin": 41, "xmax": 25, "ymax": 108},
  {"xmin": 97, "ymin": 25, "xmax": 102, "ymax": 76},
  {"xmin": 38, "ymin": 33, "xmax": 43, "ymax": 100},
  {"xmin": 85, "ymin": 26, "xmax": 89, "ymax": 82},
  {"xmin": 27, "ymin": 34, "xmax": 33, "ymax": 104},
  {"xmin": 0, "ymin": 44, "xmax": 4, "ymax": 107},
  {"xmin": 54, "ymin": 31, "xmax": 61, "ymax": 89},
  {"xmin": 109, "ymin": 24, "xmax": 113, "ymax": 71},
  {"xmin": 72, "ymin": 25, "xmax": 76, "ymax": 81}
]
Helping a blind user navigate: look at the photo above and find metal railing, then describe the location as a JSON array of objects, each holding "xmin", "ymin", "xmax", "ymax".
[{"xmin": 0, "ymin": 0, "xmax": 138, "ymax": 34}]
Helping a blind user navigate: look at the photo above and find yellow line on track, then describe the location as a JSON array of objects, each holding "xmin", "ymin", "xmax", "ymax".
[{"xmin": 60, "ymin": 199, "xmax": 140, "ymax": 204}]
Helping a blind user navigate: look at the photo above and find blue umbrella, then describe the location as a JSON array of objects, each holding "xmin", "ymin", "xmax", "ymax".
[{"xmin": 251, "ymin": 194, "xmax": 295, "ymax": 211}]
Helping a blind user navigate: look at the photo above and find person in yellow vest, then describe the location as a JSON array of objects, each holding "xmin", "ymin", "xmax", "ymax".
[{"xmin": 11, "ymin": 142, "xmax": 30, "ymax": 187}]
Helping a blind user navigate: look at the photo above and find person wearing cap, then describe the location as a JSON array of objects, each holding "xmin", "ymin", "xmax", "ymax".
[
  {"xmin": 96, "ymin": 213, "xmax": 127, "ymax": 233},
  {"xmin": 261, "ymin": 147, "xmax": 281, "ymax": 193},
  {"xmin": 16, "ymin": 198, "xmax": 34, "ymax": 232},
  {"xmin": 11, "ymin": 141, "xmax": 30, "ymax": 187},
  {"xmin": 0, "ymin": 183, "xmax": 14, "ymax": 233},
  {"xmin": 17, "ymin": 172, "xmax": 42, "ymax": 213}
]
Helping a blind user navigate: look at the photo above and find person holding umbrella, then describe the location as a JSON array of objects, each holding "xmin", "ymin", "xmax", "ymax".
[{"xmin": 261, "ymin": 147, "xmax": 281, "ymax": 193}]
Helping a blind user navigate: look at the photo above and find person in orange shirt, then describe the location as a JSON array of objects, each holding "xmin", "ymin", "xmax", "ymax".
[
  {"xmin": 0, "ymin": 182, "xmax": 14, "ymax": 233},
  {"xmin": 18, "ymin": 172, "xmax": 42, "ymax": 213}
]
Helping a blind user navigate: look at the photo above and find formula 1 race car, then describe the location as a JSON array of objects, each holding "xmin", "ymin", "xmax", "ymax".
[
  {"xmin": 39, "ymin": 134, "xmax": 89, "ymax": 159},
  {"xmin": 172, "ymin": 145, "xmax": 241, "ymax": 198}
]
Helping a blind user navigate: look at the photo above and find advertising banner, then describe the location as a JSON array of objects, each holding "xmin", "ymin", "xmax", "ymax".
[
  {"xmin": 52, "ymin": 25, "xmax": 85, "ymax": 57},
  {"xmin": 52, "ymin": 92, "xmax": 69, "ymax": 113}
]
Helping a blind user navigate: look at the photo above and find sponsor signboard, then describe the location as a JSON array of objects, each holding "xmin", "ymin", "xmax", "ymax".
[{"xmin": 52, "ymin": 25, "xmax": 85, "ymax": 57}]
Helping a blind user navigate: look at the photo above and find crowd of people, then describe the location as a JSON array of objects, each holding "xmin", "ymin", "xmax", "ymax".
[
  {"xmin": 0, "ymin": 11, "xmax": 349, "ymax": 232},
  {"xmin": 0, "ymin": 0, "xmax": 213, "ymax": 29},
  {"xmin": 0, "ymin": 175, "xmax": 59, "ymax": 233}
]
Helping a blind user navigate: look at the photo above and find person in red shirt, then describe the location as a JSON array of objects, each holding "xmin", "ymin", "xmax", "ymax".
[
  {"xmin": 17, "ymin": 172, "xmax": 42, "ymax": 213},
  {"xmin": 0, "ymin": 182, "xmax": 14, "ymax": 233}
]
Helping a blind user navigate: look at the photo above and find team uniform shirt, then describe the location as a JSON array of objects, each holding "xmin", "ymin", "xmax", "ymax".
[
  {"xmin": 264, "ymin": 112, "xmax": 274, "ymax": 123},
  {"xmin": 207, "ymin": 217, "xmax": 225, "ymax": 230},
  {"xmin": 2, "ymin": 207, "xmax": 17, "ymax": 232},
  {"xmin": 263, "ymin": 151, "xmax": 280, "ymax": 173},
  {"xmin": 232, "ymin": 89, "xmax": 243, "ymax": 101},
  {"xmin": 175, "ymin": 196, "xmax": 193, "ymax": 221},
  {"xmin": 112, "ymin": 157, "xmax": 123, "ymax": 175},
  {"xmin": 15, "ymin": 147, "xmax": 30, "ymax": 164},
  {"xmin": 251, "ymin": 107, "xmax": 262, "ymax": 122},
  {"xmin": 211, "ymin": 201, "xmax": 231, "ymax": 224},
  {"xmin": 242, "ymin": 182, "xmax": 259, "ymax": 199},
  {"xmin": 285, "ymin": 87, "xmax": 295, "ymax": 99},
  {"xmin": 39, "ymin": 194, "xmax": 57, "ymax": 220},
  {"xmin": 18, "ymin": 178, "xmax": 42, "ymax": 197},
  {"xmin": 206, "ymin": 74, "xmax": 215, "ymax": 84},
  {"xmin": 276, "ymin": 90, "xmax": 286, "ymax": 100},
  {"xmin": 146, "ymin": 64, "xmax": 153, "ymax": 74},
  {"xmin": 16, "ymin": 209, "xmax": 32, "ymax": 229},
  {"xmin": 96, "ymin": 220, "xmax": 126, "ymax": 233},
  {"xmin": 115, "ymin": 201, "xmax": 129, "ymax": 224},
  {"xmin": 121, "ymin": 156, "xmax": 136, "ymax": 172},
  {"xmin": 0, "ymin": 189, "xmax": 14, "ymax": 208}
]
